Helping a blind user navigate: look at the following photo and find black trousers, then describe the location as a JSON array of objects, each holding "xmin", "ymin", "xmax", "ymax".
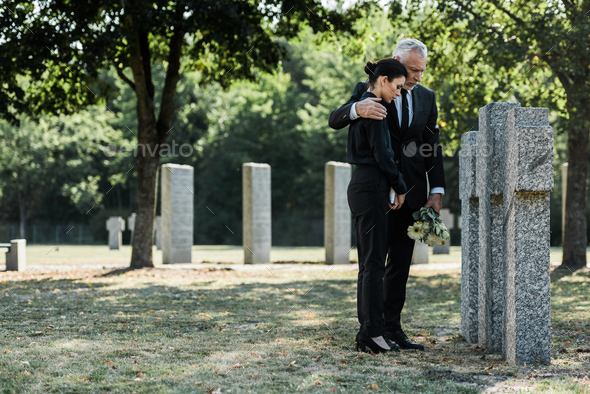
[
  {"xmin": 347, "ymin": 165, "xmax": 390, "ymax": 337},
  {"xmin": 383, "ymin": 200, "xmax": 417, "ymax": 331}
]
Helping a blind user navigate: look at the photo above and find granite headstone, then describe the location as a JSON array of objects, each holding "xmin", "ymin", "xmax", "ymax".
[
  {"xmin": 106, "ymin": 217, "xmax": 125, "ymax": 250},
  {"xmin": 161, "ymin": 164, "xmax": 194, "ymax": 264},
  {"xmin": 324, "ymin": 161, "xmax": 351, "ymax": 265},
  {"xmin": 243, "ymin": 163, "xmax": 271, "ymax": 264}
]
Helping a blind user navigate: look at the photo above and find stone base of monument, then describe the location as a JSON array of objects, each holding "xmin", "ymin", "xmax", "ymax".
[
  {"xmin": 411, "ymin": 242, "xmax": 429, "ymax": 264},
  {"xmin": 432, "ymin": 244, "xmax": 450, "ymax": 254},
  {"xmin": 6, "ymin": 239, "xmax": 26, "ymax": 272}
]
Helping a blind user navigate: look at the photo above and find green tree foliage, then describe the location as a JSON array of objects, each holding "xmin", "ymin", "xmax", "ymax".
[
  {"xmin": 0, "ymin": 110, "xmax": 121, "ymax": 238},
  {"xmin": 393, "ymin": 0, "xmax": 590, "ymax": 268},
  {"xmin": 0, "ymin": 0, "xmax": 378, "ymax": 267}
]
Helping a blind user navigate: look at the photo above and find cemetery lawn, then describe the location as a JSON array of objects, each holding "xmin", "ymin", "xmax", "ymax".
[{"xmin": 1, "ymin": 265, "xmax": 589, "ymax": 393}]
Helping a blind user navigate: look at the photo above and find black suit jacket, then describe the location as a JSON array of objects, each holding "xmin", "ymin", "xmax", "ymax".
[{"xmin": 329, "ymin": 82, "xmax": 445, "ymax": 210}]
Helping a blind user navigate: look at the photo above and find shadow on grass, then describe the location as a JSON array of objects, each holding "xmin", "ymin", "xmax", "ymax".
[{"xmin": 1, "ymin": 268, "xmax": 588, "ymax": 393}]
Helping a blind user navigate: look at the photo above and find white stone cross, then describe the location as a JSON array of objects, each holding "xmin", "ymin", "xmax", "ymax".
[{"xmin": 106, "ymin": 217, "xmax": 125, "ymax": 250}]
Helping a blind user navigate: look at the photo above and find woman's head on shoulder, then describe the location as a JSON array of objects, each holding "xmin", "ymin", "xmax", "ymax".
[{"xmin": 364, "ymin": 58, "xmax": 406, "ymax": 104}]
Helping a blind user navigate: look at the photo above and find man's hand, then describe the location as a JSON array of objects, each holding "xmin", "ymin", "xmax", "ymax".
[
  {"xmin": 356, "ymin": 97, "xmax": 387, "ymax": 120},
  {"xmin": 424, "ymin": 193, "xmax": 442, "ymax": 214},
  {"xmin": 388, "ymin": 193, "xmax": 406, "ymax": 210}
]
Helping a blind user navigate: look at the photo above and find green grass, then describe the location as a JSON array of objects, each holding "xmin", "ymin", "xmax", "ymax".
[
  {"xmin": 17, "ymin": 244, "xmax": 590, "ymax": 267},
  {"xmin": 1, "ymin": 261, "xmax": 589, "ymax": 393}
]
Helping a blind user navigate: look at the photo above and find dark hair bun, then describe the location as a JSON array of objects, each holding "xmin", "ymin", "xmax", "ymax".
[
  {"xmin": 364, "ymin": 57, "xmax": 407, "ymax": 89},
  {"xmin": 364, "ymin": 61, "xmax": 377, "ymax": 75}
]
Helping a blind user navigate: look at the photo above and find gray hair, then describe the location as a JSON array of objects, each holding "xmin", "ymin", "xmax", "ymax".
[{"xmin": 392, "ymin": 38, "xmax": 428, "ymax": 60}]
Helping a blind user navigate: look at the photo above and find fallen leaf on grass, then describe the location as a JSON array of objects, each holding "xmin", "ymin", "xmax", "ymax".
[
  {"xmin": 195, "ymin": 382, "xmax": 203, "ymax": 386},
  {"xmin": 484, "ymin": 364, "xmax": 493, "ymax": 371},
  {"xmin": 288, "ymin": 360, "xmax": 297, "ymax": 367},
  {"xmin": 313, "ymin": 355, "xmax": 322, "ymax": 362},
  {"xmin": 4, "ymin": 350, "xmax": 12, "ymax": 353},
  {"xmin": 372, "ymin": 383, "xmax": 381, "ymax": 390},
  {"xmin": 314, "ymin": 381, "xmax": 321, "ymax": 385},
  {"xmin": 137, "ymin": 372, "xmax": 146, "ymax": 378},
  {"xmin": 252, "ymin": 373, "xmax": 259, "ymax": 378}
]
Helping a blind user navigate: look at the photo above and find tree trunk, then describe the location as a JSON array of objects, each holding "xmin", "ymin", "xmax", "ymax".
[
  {"xmin": 18, "ymin": 189, "xmax": 26, "ymax": 239},
  {"xmin": 130, "ymin": 126, "xmax": 159, "ymax": 268},
  {"xmin": 126, "ymin": 21, "xmax": 182, "ymax": 269},
  {"xmin": 128, "ymin": 27, "xmax": 158, "ymax": 269},
  {"xmin": 561, "ymin": 84, "xmax": 589, "ymax": 269}
]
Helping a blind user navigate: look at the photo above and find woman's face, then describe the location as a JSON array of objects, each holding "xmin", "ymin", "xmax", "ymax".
[{"xmin": 381, "ymin": 76, "xmax": 406, "ymax": 103}]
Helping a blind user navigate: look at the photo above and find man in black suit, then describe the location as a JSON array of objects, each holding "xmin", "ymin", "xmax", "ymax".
[{"xmin": 329, "ymin": 38, "xmax": 445, "ymax": 350}]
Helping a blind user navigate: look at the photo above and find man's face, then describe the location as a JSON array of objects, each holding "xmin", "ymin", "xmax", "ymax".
[{"xmin": 394, "ymin": 50, "xmax": 427, "ymax": 90}]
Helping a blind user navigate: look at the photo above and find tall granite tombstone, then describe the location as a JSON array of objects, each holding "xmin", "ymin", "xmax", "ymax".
[
  {"xmin": 324, "ymin": 161, "xmax": 351, "ymax": 265},
  {"xmin": 459, "ymin": 130, "xmax": 480, "ymax": 344},
  {"xmin": 5, "ymin": 239, "xmax": 26, "ymax": 272},
  {"xmin": 433, "ymin": 208, "xmax": 453, "ymax": 254},
  {"xmin": 476, "ymin": 102, "xmax": 521, "ymax": 353},
  {"xmin": 460, "ymin": 103, "xmax": 553, "ymax": 365},
  {"xmin": 161, "ymin": 164, "xmax": 194, "ymax": 264},
  {"xmin": 243, "ymin": 163, "xmax": 271, "ymax": 264},
  {"xmin": 155, "ymin": 216, "xmax": 162, "ymax": 250},
  {"xmin": 106, "ymin": 217, "xmax": 125, "ymax": 250},
  {"xmin": 502, "ymin": 107, "xmax": 553, "ymax": 365},
  {"xmin": 127, "ymin": 213, "xmax": 136, "ymax": 244}
]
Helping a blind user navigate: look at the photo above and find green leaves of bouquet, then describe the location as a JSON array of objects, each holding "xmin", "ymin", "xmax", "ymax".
[{"xmin": 407, "ymin": 207, "xmax": 450, "ymax": 246}]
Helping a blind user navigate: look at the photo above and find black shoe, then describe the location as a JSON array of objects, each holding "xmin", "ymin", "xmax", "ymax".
[
  {"xmin": 385, "ymin": 328, "xmax": 424, "ymax": 351},
  {"xmin": 356, "ymin": 331, "xmax": 392, "ymax": 354},
  {"xmin": 382, "ymin": 333, "xmax": 401, "ymax": 351}
]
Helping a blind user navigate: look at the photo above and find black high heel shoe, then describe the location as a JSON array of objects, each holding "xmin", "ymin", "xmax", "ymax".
[{"xmin": 356, "ymin": 331, "xmax": 391, "ymax": 354}]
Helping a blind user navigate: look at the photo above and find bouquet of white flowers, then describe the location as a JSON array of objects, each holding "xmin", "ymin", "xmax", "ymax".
[{"xmin": 406, "ymin": 207, "xmax": 450, "ymax": 246}]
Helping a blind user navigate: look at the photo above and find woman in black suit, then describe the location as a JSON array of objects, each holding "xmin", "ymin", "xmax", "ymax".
[{"xmin": 347, "ymin": 58, "xmax": 408, "ymax": 354}]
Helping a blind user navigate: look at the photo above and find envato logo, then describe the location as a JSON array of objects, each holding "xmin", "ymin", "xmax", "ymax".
[
  {"xmin": 401, "ymin": 142, "xmax": 494, "ymax": 158},
  {"xmin": 103, "ymin": 141, "xmax": 194, "ymax": 158}
]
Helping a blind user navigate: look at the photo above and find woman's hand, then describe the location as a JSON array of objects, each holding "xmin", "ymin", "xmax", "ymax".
[{"xmin": 388, "ymin": 193, "xmax": 406, "ymax": 210}]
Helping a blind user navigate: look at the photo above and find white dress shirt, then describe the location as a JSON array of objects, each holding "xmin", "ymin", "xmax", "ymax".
[{"xmin": 350, "ymin": 88, "xmax": 444, "ymax": 196}]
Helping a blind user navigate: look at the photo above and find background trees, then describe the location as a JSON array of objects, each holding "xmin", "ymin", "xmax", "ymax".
[
  {"xmin": 1, "ymin": 0, "xmax": 375, "ymax": 267},
  {"xmin": 0, "ymin": 2, "xmax": 586, "ymax": 265},
  {"xmin": 394, "ymin": 0, "xmax": 589, "ymax": 268}
]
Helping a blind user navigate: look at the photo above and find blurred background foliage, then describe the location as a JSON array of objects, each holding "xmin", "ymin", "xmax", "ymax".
[{"xmin": 0, "ymin": 4, "xmax": 582, "ymax": 247}]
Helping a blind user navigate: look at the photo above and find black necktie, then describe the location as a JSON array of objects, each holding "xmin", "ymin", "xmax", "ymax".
[{"xmin": 401, "ymin": 89, "xmax": 409, "ymax": 135}]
